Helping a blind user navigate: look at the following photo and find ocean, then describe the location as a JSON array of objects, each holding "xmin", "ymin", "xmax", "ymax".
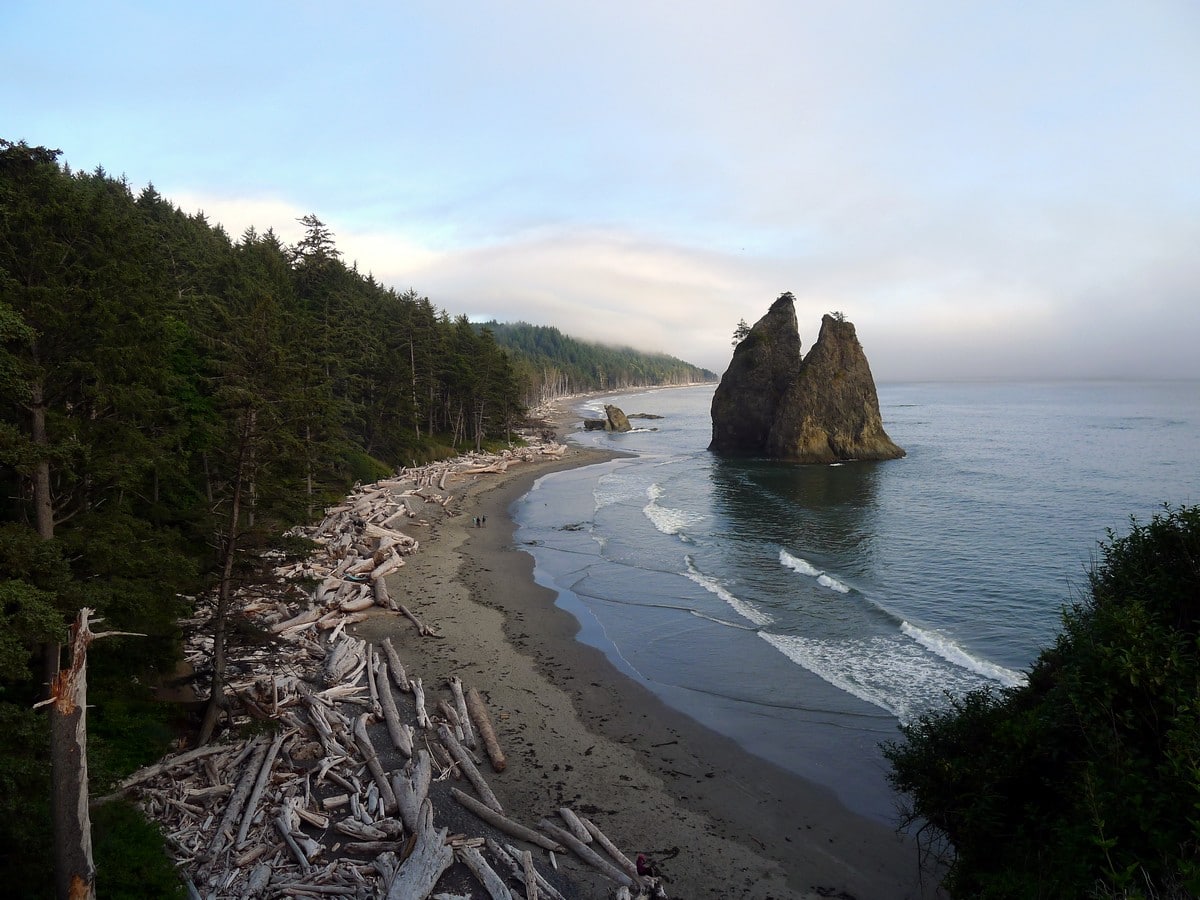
[{"xmin": 512, "ymin": 381, "xmax": 1200, "ymax": 822}]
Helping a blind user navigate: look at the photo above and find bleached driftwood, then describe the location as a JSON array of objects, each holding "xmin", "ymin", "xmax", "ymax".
[
  {"xmin": 392, "ymin": 750, "xmax": 432, "ymax": 833},
  {"xmin": 457, "ymin": 844, "xmax": 514, "ymax": 900},
  {"xmin": 556, "ymin": 807, "xmax": 591, "ymax": 845},
  {"xmin": 352, "ymin": 714, "xmax": 398, "ymax": 814},
  {"xmin": 380, "ymin": 638, "xmax": 410, "ymax": 691},
  {"xmin": 438, "ymin": 725, "xmax": 502, "ymax": 814},
  {"xmin": 375, "ymin": 658, "xmax": 414, "ymax": 756},
  {"xmin": 537, "ymin": 819, "xmax": 637, "ymax": 890},
  {"xmin": 383, "ymin": 800, "xmax": 452, "ymax": 900},
  {"xmin": 449, "ymin": 676, "xmax": 477, "ymax": 750},
  {"xmin": 451, "ymin": 789, "xmax": 561, "ymax": 852},
  {"xmin": 580, "ymin": 815, "xmax": 641, "ymax": 884}
]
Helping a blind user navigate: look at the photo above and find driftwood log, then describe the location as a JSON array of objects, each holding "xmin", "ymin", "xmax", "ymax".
[
  {"xmin": 384, "ymin": 800, "xmax": 453, "ymax": 900},
  {"xmin": 466, "ymin": 686, "xmax": 507, "ymax": 772}
]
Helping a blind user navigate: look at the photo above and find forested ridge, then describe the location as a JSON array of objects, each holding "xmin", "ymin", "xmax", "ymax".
[
  {"xmin": 479, "ymin": 320, "xmax": 716, "ymax": 405},
  {"xmin": 0, "ymin": 139, "xmax": 703, "ymax": 895}
]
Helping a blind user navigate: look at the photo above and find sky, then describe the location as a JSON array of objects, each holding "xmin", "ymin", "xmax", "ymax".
[{"xmin": 3, "ymin": 1, "xmax": 1198, "ymax": 380}]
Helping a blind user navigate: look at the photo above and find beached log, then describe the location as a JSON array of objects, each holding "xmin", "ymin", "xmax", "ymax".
[
  {"xmin": 334, "ymin": 819, "xmax": 389, "ymax": 841},
  {"xmin": 457, "ymin": 844, "xmax": 514, "ymax": 900},
  {"xmin": 233, "ymin": 729, "xmax": 285, "ymax": 848},
  {"xmin": 579, "ymin": 816, "xmax": 641, "ymax": 884},
  {"xmin": 398, "ymin": 602, "xmax": 438, "ymax": 638},
  {"xmin": 322, "ymin": 636, "xmax": 365, "ymax": 687},
  {"xmin": 376, "ymin": 659, "xmax": 414, "ymax": 756},
  {"xmin": 492, "ymin": 841, "xmax": 568, "ymax": 900},
  {"xmin": 370, "ymin": 553, "xmax": 405, "ymax": 582},
  {"xmin": 556, "ymin": 807, "xmax": 591, "ymax": 845},
  {"xmin": 239, "ymin": 863, "xmax": 271, "ymax": 899},
  {"xmin": 392, "ymin": 749, "xmax": 432, "ymax": 833},
  {"xmin": 523, "ymin": 850, "xmax": 540, "ymax": 900},
  {"xmin": 449, "ymin": 677, "xmax": 477, "ymax": 750},
  {"xmin": 537, "ymin": 819, "xmax": 636, "ymax": 890},
  {"xmin": 413, "ymin": 677, "xmax": 432, "ymax": 729},
  {"xmin": 269, "ymin": 606, "xmax": 321, "ymax": 634},
  {"xmin": 427, "ymin": 736, "xmax": 457, "ymax": 777},
  {"xmin": 438, "ymin": 725, "xmax": 502, "ymax": 813},
  {"xmin": 275, "ymin": 810, "xmax": 313, "ymax": 874},
  {"xmin": 352, "ymin": 714, "xmax": 398, "ymax": 814},
  {"xmin": 451, "ymin": 789, "xmax": 562, "ymax": 852},
  {"xmin": 210, "ymin": 736, "xmax": 269, "ymax": 858},
  {"xmin": 380, "ymin": 638, "xmax": 411, "ymax": 691},
  {"xmin": 384, "ymin": 800, "xmax": 453, "ymax": 900},
  {"xmin": 339, "ymin": 592, "xmax": 375, "ymax": 613},
  {"xmin": 467, "ymin": 686, "xmax": 507, "ymax": 772},
  {"xmin": 373, "ymin": 577, "xmax": 396, "ymax": 611},
  {"xmin": 340, "ymin": 839, "xmax": 407, "ymax": 856},
  {"xmin": 110, "ymin": 743, "xmax": 231, "ymax": 794}
]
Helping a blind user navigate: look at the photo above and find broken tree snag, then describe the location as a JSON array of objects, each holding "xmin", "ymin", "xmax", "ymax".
[
  {"xmin": 385, "ymin": 800, "xmax": 453, "ymax": 900},
  {"xmin": 45, "ymin": 607, "xmax": 142, "ymax": 900},
  {"xmin": 466, "ymin": 686, "xmax": 507, "ymax": 772}
]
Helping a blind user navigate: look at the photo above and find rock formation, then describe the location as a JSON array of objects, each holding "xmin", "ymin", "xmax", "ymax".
[
  {"xmin": 709, "ymin": 293, "xmax": 904, "ymax": 463},
  {"xmin": 583, "ymin": 404, "xmax": 633, "ymax": 432}
]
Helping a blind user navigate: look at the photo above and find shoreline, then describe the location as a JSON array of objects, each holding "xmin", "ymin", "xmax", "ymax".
[{"xmin": 355, "ymin": 402, "xmax": 936, "ymax": 898}]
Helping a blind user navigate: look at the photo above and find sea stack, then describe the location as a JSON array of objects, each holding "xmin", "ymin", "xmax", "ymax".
[{"xmin": 709, "ymin": 293, "xmax": 905, "ymax": 463}]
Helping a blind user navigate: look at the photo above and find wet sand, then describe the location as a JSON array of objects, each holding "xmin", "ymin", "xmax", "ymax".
[{"xmin": 353, "ymin": 418, "xmax": 938, "ymax": 898}]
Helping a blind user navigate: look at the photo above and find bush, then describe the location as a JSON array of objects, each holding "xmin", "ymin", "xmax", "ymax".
[{"xmin": 885, "ymin": 505, "xmax": 1200, "ymax": 899}]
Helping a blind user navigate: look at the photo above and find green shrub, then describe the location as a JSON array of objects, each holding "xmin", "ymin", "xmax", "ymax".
[{"xmin": 886, "ymin": 505, "xmax": 1200, "ymax": 899}]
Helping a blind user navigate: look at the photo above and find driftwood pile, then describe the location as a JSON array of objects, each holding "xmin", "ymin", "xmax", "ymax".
[{"xmin": 120, "ymin": 440, "xmax": 665, "ymax": 898}]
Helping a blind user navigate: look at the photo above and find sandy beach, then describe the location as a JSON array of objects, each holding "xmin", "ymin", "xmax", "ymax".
[{"xmin": 350, "ymin": 403, "xmax": 937, "ymax": 899}]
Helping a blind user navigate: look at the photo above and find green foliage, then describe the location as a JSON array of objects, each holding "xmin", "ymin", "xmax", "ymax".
[
  {"xmin": 93, "ymin": 801, "xmax": 186, "ymax": 899},
  {"xmin": 886, "ymin": 505, "xmax": 1200, "ymax": 899},
  {"xmin": 0, "ymin": 139, "xmax": 537, "ymax": 893},
  {"xmin": 0, "ymin": 703, "xmax": 52, "ymax": 894},
  {"xmin": 342, "ymin": 446, "xmax": 393, "ymax": 485},
  {"xmin": 479, "ymin": 320, "xmax": 717, "ymax": 405},
  {"xmin": 731, "ymin": 318, "xmax": 751, "ymax": 347}
]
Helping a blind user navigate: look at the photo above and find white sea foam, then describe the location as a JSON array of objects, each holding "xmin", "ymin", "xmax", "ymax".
[
  {"xmin": 780, "ymin": 549, "xmax": 851, "ymax": 593},
  {"xmin": 759, "ymin": 631, "xmax": 1004, "ymax": 723},
  {"xmin": 779, "ymin": 549, "xmax": 821, "ymax": 577},
  {"xmin": 642, "ymin": 483, "xmax": 703, "ymax": 536},
  {"xmin": 593, "ymin": 471, "xmax": 641, "ymax": 509},
  {"xmin": 817, "ymin": 574, "xmax": 851, "ymax": 594},
  {"xmin": 684, "ymin": 560, "xmax": 773, "ymax": 627},
  {"xmin": 900, "ymin": 622, "xmax": 1028, "ymax": 688}
]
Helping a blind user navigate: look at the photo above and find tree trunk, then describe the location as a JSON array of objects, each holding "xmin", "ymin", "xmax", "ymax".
[
  {"xmin": 197, "ymin": 407, "xmax": 256, "ymax": 746},
  {"xmin": 49, "ymin": 610, "xmax": 97, "ymax": 900}
]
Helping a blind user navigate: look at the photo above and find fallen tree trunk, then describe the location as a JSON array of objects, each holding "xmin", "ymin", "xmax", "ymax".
[
  {"xmin": 438, "ymin": 724, "xmax": 502, "ymax": 813},
  {"xmin": 467, "ymin": 686, "xmax": 507, "ymax": 772},
  {"xmin": 451, "ymin": 789, "xmax": 561, "ymax": 852}
]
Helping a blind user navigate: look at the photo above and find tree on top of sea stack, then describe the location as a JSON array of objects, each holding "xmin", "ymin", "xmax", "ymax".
[{"xmin": 709, "ymin": 293, "xmax": 905, "ymax": 463}]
